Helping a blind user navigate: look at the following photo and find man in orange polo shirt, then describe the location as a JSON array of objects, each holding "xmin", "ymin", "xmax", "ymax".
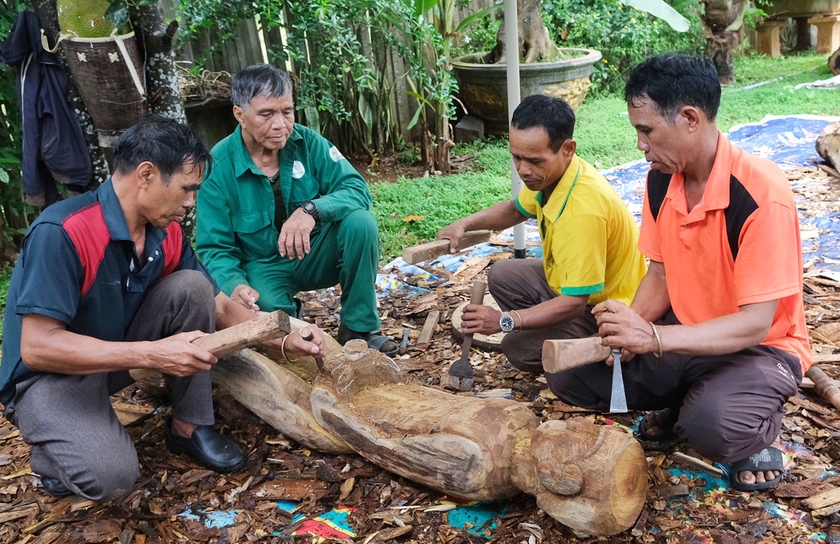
[{"xmin": 550, "ymin": 53, "xmax": 810, "ymax": 492}]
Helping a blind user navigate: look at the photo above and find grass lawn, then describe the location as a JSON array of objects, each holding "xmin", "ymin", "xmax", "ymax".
[{"xmin": 372, "ymin": 52, "xmax": 840, "ymax": 261}]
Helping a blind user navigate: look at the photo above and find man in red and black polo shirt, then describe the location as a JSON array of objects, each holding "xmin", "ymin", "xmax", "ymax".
[
  {"xmin": 0, "ymin": 115, "xmax": 326, "ymax": 501},
  {"xmin": 550, "ymin": 53, "xmax": 810, "ymax": 492}
]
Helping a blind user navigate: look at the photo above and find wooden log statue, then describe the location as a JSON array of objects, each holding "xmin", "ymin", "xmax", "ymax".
[
  {"xmin": 309, "ymin": 339, "xmax": 648, "ymax": 536},
  {"xmin": 211, "ymin": 318, "xmax": 353, "ymax": 454},
  {"xmin": 510, "ymin": 419, "xmax": 648, "ymax": 536}
]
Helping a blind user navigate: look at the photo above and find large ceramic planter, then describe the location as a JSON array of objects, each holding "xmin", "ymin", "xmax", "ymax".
[{"xmin": 451, "ymin": 48, "xmax": 602, "ymax": 134}]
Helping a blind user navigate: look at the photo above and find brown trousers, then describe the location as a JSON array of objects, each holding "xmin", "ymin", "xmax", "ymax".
[
  {"xmin": 547, "ymin": 310, "xmax": 803, "ymax": 464},
  {"xmin": 488, "ymin": 258, "xmax": 598, "ymax": 373},
  {"xmin": 5, "ymin": 270, "xmax": 217, "ymax": 501}
]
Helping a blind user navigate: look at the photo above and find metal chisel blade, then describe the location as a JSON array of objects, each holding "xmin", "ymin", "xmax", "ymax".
[{"xmin": 609, "ymin": 348, "xmax": 628, "ymax": 413}]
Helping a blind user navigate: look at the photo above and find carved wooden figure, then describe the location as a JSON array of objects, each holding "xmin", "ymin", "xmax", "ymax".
[
  {"xmin": 211, "ymin": 327, "xmax": 648, "ymax": 536},
  {"xmin": 309, "ymin": 340, "xmax": 648, "ymax": 536}
]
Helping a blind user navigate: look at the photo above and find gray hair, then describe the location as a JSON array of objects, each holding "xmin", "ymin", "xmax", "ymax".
[{"xmin": 231, "ymin": 64, "xmax": 292, "ymax": 109}]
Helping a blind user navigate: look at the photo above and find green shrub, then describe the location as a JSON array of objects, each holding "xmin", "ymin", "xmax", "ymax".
[{"xmin": 542, "ymin": 0, "xmax": 705, "ymax": 96}]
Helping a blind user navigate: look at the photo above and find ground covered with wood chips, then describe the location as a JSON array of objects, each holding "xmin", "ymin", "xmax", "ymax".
[{"xmin": 2, "ymin": 168, "xmax": 840, "ymax": 544}]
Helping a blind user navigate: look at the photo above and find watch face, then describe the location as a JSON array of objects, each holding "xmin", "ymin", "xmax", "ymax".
[{"xmin": 500, "ymin": 314, "xmax": 514, "ymax": 332}]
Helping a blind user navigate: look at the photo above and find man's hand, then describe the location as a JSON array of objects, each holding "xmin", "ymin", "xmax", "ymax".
[
  {"xmin": 437, "ymin": 221, "xmax": 467, "ymax": 253},
  {"xmin": 147, "ymin": 330, "xmax": 219, "ymax": 377},
  {"xmin": 592, "ymin": 299, "xmax": 657, "ymax": 359},
  {"xmin": 231, "ymin": 284, "xmax": 260, "ymax": 312},
  {"xmin": 281, "ymin": 326, "xmax": 327, "ymax": 358},
  {"xmin": 459, "ymin": 304, "xmax": 502, "ymax": 336},
  {"xmin": 278, "ymin": 208, "xmax": 315, "ymax": 260}
]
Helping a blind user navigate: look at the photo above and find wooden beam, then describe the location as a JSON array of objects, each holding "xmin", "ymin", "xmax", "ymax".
[
  {"xmin": 806, "ymin": 366, "xmax": 840, "ymax": 412},
  {"xmin": 415, "ymin": 311, "xmax": 440, "ymax": 350},
  {"xmin": 193, "ymin": 310, "xmax": 291, "ymax": 357},
  {"xmin": 401, "ymin": 230, "xmax": 492, "ymax": 264}
]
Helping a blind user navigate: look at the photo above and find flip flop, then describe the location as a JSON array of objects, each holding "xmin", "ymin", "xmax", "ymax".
[
  {"xmin": 636, "ymin": 407, "xmax": 683, "ymax": 450},
  {"xmin": 728, "ymin": 446, "xmax": 784, "ymax": 492}
]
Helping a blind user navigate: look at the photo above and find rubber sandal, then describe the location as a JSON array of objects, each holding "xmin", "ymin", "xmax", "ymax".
[
  {"xmin": 728, "ymin": 446, "xmax": 784, "ymax": 492},
  {"xmin": 636, "ymin": 408, "xmax": 683, "ymax": 450}
]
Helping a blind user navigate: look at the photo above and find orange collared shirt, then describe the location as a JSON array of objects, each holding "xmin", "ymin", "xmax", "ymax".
[{"xmin": 639, "ymin": 132, "xmax": 812, "ymax": 373}]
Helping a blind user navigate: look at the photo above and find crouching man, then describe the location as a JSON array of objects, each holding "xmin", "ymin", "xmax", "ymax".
[{"xmin": 0, "ymin": 115, "xmax": 325, "ymax": 501}]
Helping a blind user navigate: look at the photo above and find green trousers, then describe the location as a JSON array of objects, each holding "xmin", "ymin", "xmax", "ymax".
[{"xmin": 242, "ymin": 209, "xmax": 381, "ymax": 333}]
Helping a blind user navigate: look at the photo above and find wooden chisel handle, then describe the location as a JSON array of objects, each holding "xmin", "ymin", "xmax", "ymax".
[
  {"xmin": 542, "ymin": 337, "xmax": 611, "ymax": 374},
  {"xmin": 459, "ymin": 280, "xmax": 488, "ymax": 357}
]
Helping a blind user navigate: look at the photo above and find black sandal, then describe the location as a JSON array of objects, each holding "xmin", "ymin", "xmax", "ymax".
[
  {"xmin": 728, "ymin": 447, "xmax": 784, "ymax": 492},
  {"xmin": 636, "ymin": 407, "xmax": 683, "ymax": 449}
]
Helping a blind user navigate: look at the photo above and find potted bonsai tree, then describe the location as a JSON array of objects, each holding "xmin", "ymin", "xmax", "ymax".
[{"xmin": 451, "ymin": 0, "xmax": 690, "ymax": 133}]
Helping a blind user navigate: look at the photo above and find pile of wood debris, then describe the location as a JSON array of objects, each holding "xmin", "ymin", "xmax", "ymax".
[{"xmin": 2, "ymin": 167, "xmax": 840, "ymax": 543}]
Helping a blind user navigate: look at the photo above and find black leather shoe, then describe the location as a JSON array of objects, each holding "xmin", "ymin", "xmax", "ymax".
[
  {"xmin": 164, "ymin": 422, "xmax": 247, "ymax": 473},
  {"xmin": 41, "ymin": 477, "xmax": 73, "ymax": 498}
]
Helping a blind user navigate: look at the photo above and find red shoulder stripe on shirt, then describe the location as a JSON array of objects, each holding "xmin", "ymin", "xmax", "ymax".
[
  {"xmin": 161, "ymin": 223, "xmax": 182, "ymax": 277},
  {"xmin": 62, "ymin": 203, "xmax": 110, "ymax": 296}
]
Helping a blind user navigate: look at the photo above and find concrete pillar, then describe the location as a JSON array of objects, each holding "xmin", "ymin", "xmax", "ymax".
[
  {"xmin": 808, "ymin": 15, "xmax": 840, "ymax": 55},
  {"xmin": 756, "ymin": 20, "xmax": 785, "ymax": 57}
]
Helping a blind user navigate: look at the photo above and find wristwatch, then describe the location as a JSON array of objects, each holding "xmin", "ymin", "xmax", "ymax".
[
  {"xmin": 301, "ymin": 200, "xmax": 320, "ymax": 222},
  {"xmin": 499, "ymin": 311, "xmax": 515, "ymax": 333}
]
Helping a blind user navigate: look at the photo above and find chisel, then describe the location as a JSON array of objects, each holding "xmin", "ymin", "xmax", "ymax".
[{"xmin": 609, "ymin": 348, "xmax": 628, "ymax": 413}]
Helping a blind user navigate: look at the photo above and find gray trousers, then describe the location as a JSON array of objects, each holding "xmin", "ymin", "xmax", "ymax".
[
  {"xmin": 489, "ymin": 258, "xmax": 598, "ymax": 373},
  {"xmin": 4, "ymin": 270, "xmax": 216, "ymax": 501},
  {"xmin": 547, "ymin": 311, "xmax": 803, "ymax": 463}
]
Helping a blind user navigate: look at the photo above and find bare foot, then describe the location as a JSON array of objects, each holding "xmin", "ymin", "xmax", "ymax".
[
  {"xmin": 736, "ymin": 440, "xmax": 783, "ymax": 487},
  {"xmin": 736, "ymin": 468, "xmax": 781, "ymax": 486}
]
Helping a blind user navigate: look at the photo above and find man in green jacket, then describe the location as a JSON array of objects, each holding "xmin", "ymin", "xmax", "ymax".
[{"xmin": 196, "ymin": 64, "xmax": 397, "ymax": 356}]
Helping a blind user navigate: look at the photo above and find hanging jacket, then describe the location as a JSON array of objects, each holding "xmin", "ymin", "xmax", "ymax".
[{"xmin": 0, "ymin": 10, "xmax": 91, "ymax": 207}]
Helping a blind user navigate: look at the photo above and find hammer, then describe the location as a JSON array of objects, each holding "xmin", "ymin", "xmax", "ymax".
[{"xmin": 542, "ymin": 337, "xmax": 628, "ymax": 413}]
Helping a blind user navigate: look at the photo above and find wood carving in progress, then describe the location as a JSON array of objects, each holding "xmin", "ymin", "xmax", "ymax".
[{"xmin": 215, "ymin": 333, "xmax": 648, "ymax": 536}]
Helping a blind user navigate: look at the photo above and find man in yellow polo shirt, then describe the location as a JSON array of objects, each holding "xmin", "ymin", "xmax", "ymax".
[{"xmin": 438, "ymin": 95, "xmax": 646, "ymax": 382}]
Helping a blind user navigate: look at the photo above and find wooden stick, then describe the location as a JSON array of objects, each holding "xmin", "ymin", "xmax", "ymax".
[
  {"xmin": 670, "ymin": 451, "xmax": 724, "ymax": 479},
  {"xmin": 415, "ymin": 311, "xmax": 440, "ymax": 350},
  {"xmin": 805, "ymin": 366, "xmax": 840, "ymax": 412},
  {"xmin": 402, "ymin": 230, "xmax": 492, "ymax": 264},
  {"xmin": 193, "ymin": 310, "xmax": 291, "ymax": 357}
]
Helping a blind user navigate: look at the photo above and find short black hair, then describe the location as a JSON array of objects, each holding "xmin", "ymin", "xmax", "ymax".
[
  {"xmin": 625, "ymin": 52, "xmax": 721, "ymax": 122},
  {"xmin": 231, "ymin": 64, "xmax": 293, "ymax": 109},
  {"xmin": 510, "ymin": 95, "xmax": 575, "ymax": 152},
  {"xmin": 113, "ymin": 115, "xmax": 210, "ymax": 183}
]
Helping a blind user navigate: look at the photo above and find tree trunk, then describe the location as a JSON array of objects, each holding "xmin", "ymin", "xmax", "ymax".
[
  {"xmin": 484, "ymin": 0, "xmax": 559, "ymax": 64},
  {"xmin": 28, "ymin": 0, "xmax": 109, "ymax": 185},
  {"xmin": 433, "ymin": 111, "xmax": 453, "ymax": 174},
  {"xmin": 128, "ymin": 3, "xmax": 185, "ymax": 123},
  {"xmin": 700, "ymin": 0, "xmax": 747, "ymax": 84},
  {"xmin": 816, "ymin": 120, "xmax": 840, "ymax": 173}
]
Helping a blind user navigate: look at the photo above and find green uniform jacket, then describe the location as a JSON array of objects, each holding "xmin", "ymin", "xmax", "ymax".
[{"xmin": 196, "ymin": 124, "xmax": 373, "ymax": 295}]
